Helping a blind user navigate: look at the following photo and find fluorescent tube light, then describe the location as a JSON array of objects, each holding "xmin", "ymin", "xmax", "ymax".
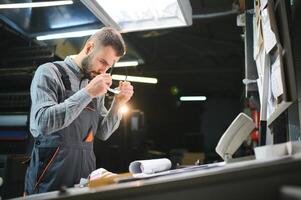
[
  {"xmin": 36, "ymin": 29, "xmax": 99, "ymax": 40},
  {"xmin": 80, "ymin": 0, "xmax": 192, "ymax": 32},
  {"xmin": 0, "ymin": 1, "xmax": 73, "ymax": 9},
  {"xmin": 0, "ymin": 115, "xmax": 27, "ymax": 126},
  {"xmin": 180, "ymin": 96, "xmax": 207, "ymax": 101},
  {"xmin": 115, "ymin": 61, "xmax": 139, "ymax": 68},
  {"xmin": 112, "ymin": 75, "xmax": 158, "ymax": 84}
]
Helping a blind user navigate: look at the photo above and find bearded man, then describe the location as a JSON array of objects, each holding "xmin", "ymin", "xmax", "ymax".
[{"xmin": 24, "ymin": 27, "xmax": 133, "ymax": 195}]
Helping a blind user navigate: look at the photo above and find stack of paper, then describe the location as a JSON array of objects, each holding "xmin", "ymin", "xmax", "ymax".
[{"xmin": 254, "ymin": 141, "xmax": 301, "ymax": 160}]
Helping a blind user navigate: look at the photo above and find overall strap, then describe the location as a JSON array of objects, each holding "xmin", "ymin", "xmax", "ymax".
[
  {"xmin": 53, "ymin": 63, "xmax": 72, "ymax": 91},
  {"xmin": 26, "ymin": 63, "xmax": 71, "ymax": 140}
]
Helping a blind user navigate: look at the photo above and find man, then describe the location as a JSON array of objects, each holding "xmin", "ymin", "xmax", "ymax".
[{"xmin": 24, "ymin": 27, "xmax": 133, "ymax": 194}]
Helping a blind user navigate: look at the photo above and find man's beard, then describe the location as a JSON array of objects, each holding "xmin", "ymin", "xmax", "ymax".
[{"xmin": 81, "ymin": 54, "xmax": 94, "ymax": 80}]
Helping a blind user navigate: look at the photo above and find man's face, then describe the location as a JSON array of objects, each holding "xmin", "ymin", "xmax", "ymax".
[{"xmin": 81, "ymin": 45, "xmax": 120, "ymax": 80}]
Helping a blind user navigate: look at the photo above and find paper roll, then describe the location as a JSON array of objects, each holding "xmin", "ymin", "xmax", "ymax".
[{"xmin": 129, "ymin": 158, "xmax": 172, "ymax": 174}]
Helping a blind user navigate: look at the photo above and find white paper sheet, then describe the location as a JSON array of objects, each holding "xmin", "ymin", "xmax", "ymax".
[
  {"xmin": 129, "ymin": 158, "xmax": 172, "ymax": 174},
  {"xmin": 270, "ymin": 55, "xmax": 284, "ymax": 98},
  {"xmin": 267, "ymin": 67, "xmax": 278, "ymax": 120},
  {"xmin": 261, "ymin": 8, "xmax": 277, "ymax": 53},
  {"xmin": 260, "ymin": 0, "xmax": 268, "ymax": 10},
  {"xmin": 255, "ymin": 47, "xmax": 266, "ymax": 105},
  {"xmin": 259, "ymin": 53, "xmax": 270, "ymax": 121}
]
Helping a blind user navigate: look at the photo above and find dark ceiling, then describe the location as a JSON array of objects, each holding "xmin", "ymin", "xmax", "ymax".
[{"xmin": 0, "ymin": 0, "xmax": 245, "ymax": 154}]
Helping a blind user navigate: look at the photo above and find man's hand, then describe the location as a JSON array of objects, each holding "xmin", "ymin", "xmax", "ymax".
[
  {"xmin": 115, "ymin": 81, "xmax": 134, "ymax": 106},
  {"xmin": 85, "ymin": 73, "xmax": 112, "ymax": 98}
]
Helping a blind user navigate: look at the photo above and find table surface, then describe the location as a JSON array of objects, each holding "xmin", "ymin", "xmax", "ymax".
[{"xmin": 14, "ymin": 154, "xmax": 301, "ymax": 200}]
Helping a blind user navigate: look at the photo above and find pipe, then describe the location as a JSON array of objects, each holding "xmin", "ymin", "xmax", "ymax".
[{"xmin": 192, "ymin": 8, "xmax": 239, "ymax": 20}]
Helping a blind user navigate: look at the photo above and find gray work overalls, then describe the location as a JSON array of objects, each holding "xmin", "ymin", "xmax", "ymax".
[{"xmin": 24, "ymin": 63, "xmax": 99, "ymax": 194}]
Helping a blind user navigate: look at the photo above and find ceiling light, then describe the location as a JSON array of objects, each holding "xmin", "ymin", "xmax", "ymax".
[
  {"xmin": 115, "ymin": 61, "xmax": 139, "ymax": 68},
  {"xmin": 112, "ymin": 75, "xmax": 158, "ymax": 84},
  {"xmin": 36, "ymin": 29, "xmax": 99, "ymax": 40},
  {"xmin": 80, "ymin": 0, "xmax": 192, "ymax": 32},
  {"xmin": 0, "ymin": 115, "xmax": 27, "ymax": 126},
  {"xmin": 180, "ymin": 96, "xmax": 207, "ymax": 101},
  {"xmin": 0, "ymin": 1, "xmax": 73, "ymax": 9}
]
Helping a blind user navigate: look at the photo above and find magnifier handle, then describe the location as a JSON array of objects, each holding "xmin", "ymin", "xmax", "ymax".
[{"xmin": 107, "ymin": 87, "xmax": 120, "ymax": 94}]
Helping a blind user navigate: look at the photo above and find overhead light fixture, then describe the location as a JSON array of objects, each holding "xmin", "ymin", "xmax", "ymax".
[
  {"xmin": 0, "ymin": 115, "xmax": 27, "ymax": 126},
  {"xmin": 115, "ymin": 61, "xmax": 139, "ymax": 68},
  {"xmin": 180, "ymin": 96, "xmax": 207, "ymax": 101},
  {"xmin": 112, "ymin": 75, "xmax": 158, "ymax": 84},
  {"xmin": 36, "ymin": 29, "xmax": 99, "ymax": 40},
  {"xmin": 80, "ymin": 0, "xmax": 192, "ymax": 32},
  {"xmin": 0, "ymin": 1, "xmax": 73, "ymax": 9}
]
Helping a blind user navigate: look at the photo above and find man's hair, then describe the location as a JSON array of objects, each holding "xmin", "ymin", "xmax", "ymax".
[{"xmin": 87, "ymin": 27, "xmax": 126, "ymax": 57}]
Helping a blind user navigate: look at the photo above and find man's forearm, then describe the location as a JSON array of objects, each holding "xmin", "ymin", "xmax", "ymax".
[{"xmin": 96, "ymin": 99, "xmax": 122, "ymax": 140}]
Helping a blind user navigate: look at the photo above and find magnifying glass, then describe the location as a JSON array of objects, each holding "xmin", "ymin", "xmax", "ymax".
[
  {"xmin": 107, "ymin": 63, "xmax": 127, "ymax": 94},
  {"xmin": 107, "ymin": 87, "xmax": 121, "ymax": 94}
]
